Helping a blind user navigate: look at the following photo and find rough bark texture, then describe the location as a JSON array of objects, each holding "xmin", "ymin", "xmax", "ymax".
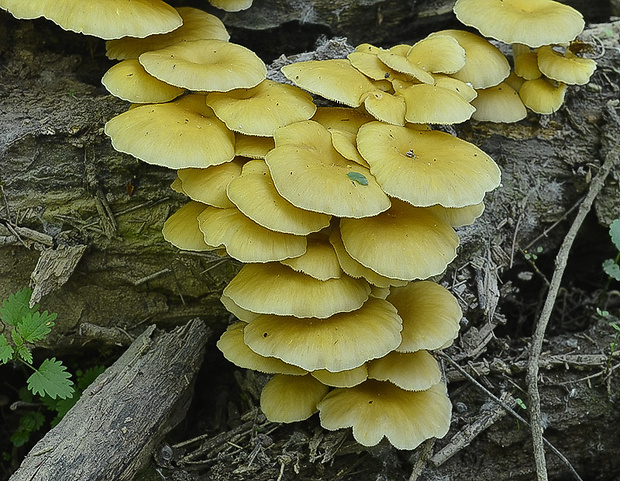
[{"xmin": 9, "ymin": 318, "xmax": 210, "ymax": 481}]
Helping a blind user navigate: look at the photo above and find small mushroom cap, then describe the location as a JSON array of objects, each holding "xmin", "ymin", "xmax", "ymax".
[
  {"xmin": 139, "ymin": 39, "xmax": 266, "ymax": 92},
  {"xmin": 387, "ymin": 281, "xmax": 462, "ymax": 352},
  {"xmin": 519, "ymin": 78, "xmax": 567, "ymax": 114},
  {"xmin": 347, "ymin": 50, "xmax": 409, "ymax": 82},
  {"xmin": 317, "ymin": 380, "xmax": 451, "ymax": 450},
  {"xmin": 104, "ymin": 94, "xmax": 236, "ymax": 169},
  {"xmin": 312, "ymin": 365, "xmax": 368, "ymax": 388},
  {"xmin": 426, "ymin": 203, "xmax": 485, "ymax": 228},
  {"xmin": 513, "ymin": 45, "xmax": 542, "ymax": 80},
  {"xmin": 3, "ymin": 0, "xmax": 183, "ymax": 40},
  {"xmin": 217, "ymin": 322, "xmax": 307, "ymax": 375},
  {"xmin": 280, "ymin": 236, "xmax": 343, "ymax": 281},
  {"xmin": 220, "ymin": 294, "xmax": 260, "ymax": 323},
  {"xmin": 223, "ymin": 262, "xmax": 371, "ymax": 319},
  {"xmin": 206, "ymin": 80, "xmax": 316, "ymax": 137},
  {"xmin": 399, "ymin": 84, "xmax": 476, "ymax": 124},
  {"xmin": 226, "ymin": 160, "xmax": 331, "ymax": 235},
  {"xmin": 406, "ymin": 35, "xmax": 466, "ymax": 75},
  {"xmin": 260, "ymin": 374, "xmax": 330, "ymax": 423},
  {"xmin": 339, "ymin": 200, "xmax": 459, "ymax": 281},
  {"xmin": 453, "ymin": 0, "xmax": 585, "ymax": 48},
  {"xmin": 177, "ymin": 159, "xmax": 244, "ymax": 208},
  {"xmin": 105, "ymin": 7, "xmax": 230, "ymax": 60},
  {"xmin": 377, "ymin": 45, "xmax": 434, "ymax": 84},
  {"xmin": 471, "ymin": 82, "xmax": 527, "ymax": 123},
  {"xmin": 244, "ymin": 297, "xmax": 403, "ymax": 372},
  {"xmin": 363, "ymin": 90, "xmax": 407, "ymax": 126},
  {"xmin": 265, "ymin": 121, "xmax": 391, "ymax": 218},
  {"xmin": 433, "ymin": 75, "xmax": 478, "ymax": 103},
  {"xmin": 367, "ymin": 350, "xmax": 441, "ymax": 391},
  {"xmin": 537, "ymin": 46, "xmax": 597, "ymax": 85},
  {"xmin": 282, "ymin": 59, "xmax": 377, "ymax": 107},
  {"xmin": 102, "ymin": 59, "xmax": 185, "ymax": 104},
  {"xmin": 208, "ymin": 0, "xmax": 253, "ymax": 12},
  {"xmin": 357, "ymin": 122, "xmax": 501, "ymax": 207},
  {"xmin": 234, "ymin": 134, "xmax": 274, "ymax": 159},
  {"xmin": 429, "ymin": 30, "xmax": 510, "ymax": 89},
  {"xmin": 197, "ymin": 206, "xmax": 307, "ymax": 263},
  {"xmin": 329, "ymin": 227, "xmax": 408, "ymax": 289},
  {"xmin": 162, "ymin": 201, "xmax": 216, "ymax": 252}
]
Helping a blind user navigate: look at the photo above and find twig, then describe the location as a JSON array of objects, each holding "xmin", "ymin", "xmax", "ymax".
[
  {"xmin": 408, "ymin": 438, "xmax": 435, "ymax": 481},
  {"xmin": 523, "ymin": 195, "xmax": 586, "ymax": 251},
  {"xmin": 439, "ymin": 352, "xmax": 584, "ymax": 481},
  {"xmin": 525, "ymin": 102, "xmax": 620, "ymax": 481}
]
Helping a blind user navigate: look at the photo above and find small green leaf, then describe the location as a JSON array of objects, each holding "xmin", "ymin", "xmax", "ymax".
[
  {"xmin": 0, "ymin": 334, "xmax": 14, "ymax": 363},
  {"xmin": 609, "ymin": 219, "xmax": 620, "ymax": 251},
  {"xmin": 11, "ymin": 330, "xmax": 33, "ymax": 365},
  {"xmin": 27, "ymin": 358, "xmax": 74, "ymax": 399},
  {"xmin": 346, "ymin": 172, "xmax": 369, "ymax": 185},
  {"xmin": 603, "ymin": 259, "xmax": 620, "ymax": 281},
  {"xmin": 611, "ymin": 323, "xmax": 620, "ymax": 333},
  {"xmin": 10, "ymin": 412, "xmax": 45, "ymax": 447},
  {"xmin": 0, "ymin": 288, "xmax": 37, "ymax": 326},
  {"xmin": 17, "ymin": 311, "xmax": 56, "ymax": 344},
  {"xmin": 515, "ymin": 398, "xmax": 527, "ymax": 410}
]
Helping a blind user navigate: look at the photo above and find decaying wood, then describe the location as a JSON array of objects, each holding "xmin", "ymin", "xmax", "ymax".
[{"xmin": 9, "ymin": 318, "xmax": 210, "ymax": 481}]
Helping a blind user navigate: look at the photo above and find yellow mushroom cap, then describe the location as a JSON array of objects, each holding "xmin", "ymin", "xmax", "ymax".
[
  {"xmin": 101, "ymin": 59, "xmax": 185, "ymax": 104},
  {"xmin": 260, "ymin": 374, "xmax": 330, "ymax": 423},
  {"xmin": 104, "ymin": 94, "xmax": 235, "ymax": 169},
  {"xmin": 406, "ymin": 35, "xmax": 466, "ymax": 75},
  {"xmin": 537, "ymin": 46, "xmax": 597, "ymax": 85},
  {"xmin": 206, "ymin": 80, "xmax": 317, "ymax": 137},
  {"xmin": 347, "ymin": 50, "xmax": 409, "ymax": 82},
  {"xmin": 363, "ymin": 90, "xmax": 407, "ymax": 126},
  {"xmin": 281, "ymin": 59, "xmax": 377, "ymax": 107},
  {"xmin": 433, "ymin": 75, "xmax": 478, "ymax": 103},
  {"xmin": 162, "ymin": 201, "xmax": 216, "ymax": 252},
  {"xmin": 377, "ymin": 45, "xmax": 435, "ymax": 85},
  {"xmin": 220, "ymin": 294, "xmax": 260, "ymax": 323},
  {"xmin": 312, "ymin": 365, "xmax": 369, "ymax": 388},
  {"xmin": 317, "ymin": 380, "xmax": 452, "ymax": 450},
  {"xmin": 208, "ymin": 0, "xmax": 253, "ymax": 13},
  {"xmin": 367, "ymin": 350, "xmax": 441, "ymax": 391},
  {"xmin": 234, "ymin": 134, "xmax": 275, "ymax": 159},
  {"xmin": 265, "ymin": 121, "xmax": 391, "ymax": 218},
  {"xmin": 223, "ymin": 262, "xmax": 371, "ymax": 319},
  {"xmin": 177, "ymin": 159, "xmax": 244, "ymax": 209},
  {"xmin": 387, "ymin": 281, "xmax": 462, "ymax": 352},
  {"xmin": 280, "ymin": 236, "xmax": 343, "ymax": 281},
  {"xmin": 339, "ymin": 200, "xmax": 459, "ymax": 281},
  {"xmin": 2, "ymin": 0, "xmax": 183, "ymax": 40},
  {"xmin": 426, "ymin": 203, "xmax": 485, "ymax": 228},
  {"xmin": 519, "ymin": 78, "xmax": 567, "ymax": 114},
  {"xmin": 471, "ymin": 82, "xmax": 527, "ymax": 123},
  {"xmin": 453, "ymin": 0, "xmax": 585, "ymax": 48},
  {"xmin": 244, "ymin": 297, "xmax": 403, "ymax": 372},
  {"xmin": 356, "ymin": 122, "xmax": 501, "ymax": 208},
  {"xmin": 197, "ymin": 206, "xmax": 307, "ymax": 263},
  {"xmin": 398, "ymin": 84, "xmax": 476, "ymax": 124},
  {"xmin": 217, "ymin": 322, "xmax": 307, "ymax": 375},
  {"xmin": 429, "ymin": 30, "xmax": 510, "ymax": 89},
  {"xmin": 139, "ymin": 39, "xmax": 266, "ymax": 92},
  {"xmin": 105, "ymin": 7, "xmax": 230, "ymax": 60},
  {"xmin": 226, "ymin": 160, "xmax": 331, "ymax": 235},
  {"xmin": 513, "ymin": 44, "xmax": 542, "ymax": 80}
]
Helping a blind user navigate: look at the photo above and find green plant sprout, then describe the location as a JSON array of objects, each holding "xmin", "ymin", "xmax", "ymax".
[
  {"xmin": 0, "ymin": 288, "xmax": 74, "ymax": 400},
  {"xmin": 602, "ymin": 219, "xmax": 620, "ymax": 284},
  {"xmin": 524, "ymin": 246, "xmax": 544, "ymax": 261}
]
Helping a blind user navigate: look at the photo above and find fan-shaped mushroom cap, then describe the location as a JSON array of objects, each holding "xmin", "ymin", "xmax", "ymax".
[
  {"xmin": 426, "ymin": 203, "xmax": 485, "ymax": 227},
  {"xmin": 329, "ymin": 227, "xmax": 408, "ymax": 288},
  {"xmin": 281, "ymin": 236, "xmax": 343, "ymax": 281},
  {"xmin": 363, "ymin": 90, "xmax": 407, "ymax": 126},
  {"xmin": 102, "ymin": 59, "xmax": 185, "ymax": 104},
  {"xmin": 177, "ymin": 159, "xmax": 244, "ymax": 209},
  {"xmin": 220, "ymin": 294, "xmax": 260, "ymax": 323},
  {"xmin": 312, "ymin": 365, "xmax": 368, "ymax": 388},
  {"xmin": 367, "ymin": 350, "xmax": 441, "ymax": 391},
  {"xmin": 217, "ymin": 322, "xmax": 307, "ymax": 375},
  {"xmin": 339, "ymin": 200, "xmax": 459, "ymax": 281},
  {"xmin": 387, "ymin": 281, "xmax": 462, "ymax": 352},
  {"xmin": 378, "ymin": 45, "xmax": 434, "ymax": 84},
  {"xmin": 471, "ymin": 83, "xmax": 527, "ymax": 123},
  {"xmin": 347, "ymin": 50, "xmax": 409, "ymax": 82},
  {"xmin": 208, "ymin": 0, "xmax": 253, "ymax": 12},
  {"xmin": 519, "ymin": 78, "xmax": 567, "ymax": 114},
  {"xmin": 433, "ymin": 75, "xmax": 478, "ymax": 103},
  {"xmin": 223, "ymin": 263, "xmax": 371, "ymax": 319},
  {"xmin": 406, "ymin": 35, "xmax": 466, "ymax": 75},
  {"xmin": 537, "ymin": 46, "xmax": 597, "ymax": 85},
  {"xmin": 197, "ymin": 206, "xmax": 306, "ymax": 263},
  {"xmin": 429, "ymin": 30, "xmax": 510, "ymax": 89},
  {"xmin": 261, "ymin": 374, "xmax": 329, "ymax": 423},
  {"xmin": 1, "ymin": 0, "xmax": 183, "ymax": 40},
  {"xmin": 234, "ymin": 134, "xmax": 274, "ymax": 159},
  {"xmin": 244, "ymin": 298, "xmax": 403, "ymax": 372},
  {"xmin": 139, "ymin": 39, "xmax": 266, "ymax": 92},
  {"xmin": 282, "ymin": 59, "xmax": 377, "ymax": 107},
  {"xmin": 226, "ymin": 160, "xmax": 331, "ymax": 235},
  {"xmin": 105, "ymin": 7, "xmax": 230, "ymax": 60},
  {"xmin": 104, "ymin": 94, "xmax": 235, "ymax": 169},
  {"xmin": 513, "ymin": 44, "xmax": 542, "ymax": 80},
  {"xmin": 162, "ymin": 201, "xmax": 216, "ymax": 252},
  {"xmin": 398, "ymin": 84, "xmax": 476, "ymax": 124},
  {"xmin": 453, "ymin": 0, "xmax": 585, "ymax": 48},
  {"xmin": 318, "ymin": 380, "xmax": 451, "ymax": 450},
  {"xmin": 357, "ymin": 122, "xmax": 501, "ymax": 208},
  {"xmin": 265, "ymin": 121, "xmax": 391, "ymax": 218},
  {"xmin": 206, "ymin": 80, "xmax": 316, "ymax": 137}
]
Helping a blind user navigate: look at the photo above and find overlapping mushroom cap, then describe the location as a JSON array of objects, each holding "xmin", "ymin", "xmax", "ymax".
[
  {"xmin": 162, "ymin": 201, "xmax": 215, "ymax": 252},
  {"xmin": 537, "ymin": 46, "xmax": 597, "ymax": 85},
  {"xmin": 176, "ymin": 159, "xmax": 244, "ymax": 208}
]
